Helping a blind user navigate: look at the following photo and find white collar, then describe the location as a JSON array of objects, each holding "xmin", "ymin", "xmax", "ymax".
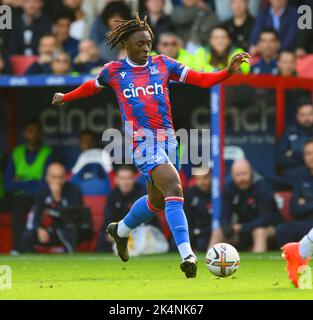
[{"xmin": 125, "ymin": 57, "xmax": 148, "ymax": 67}]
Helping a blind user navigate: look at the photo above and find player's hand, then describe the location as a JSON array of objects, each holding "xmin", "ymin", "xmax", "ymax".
[
  {"xmin": 38, "ymin": 228, "xmax": 50, "ymax": 244},
  {"xmin": 227, "ymin": 52, "xmax": 251, "ymax": 74},
  {"xmin": 52, "ymin": 93, "xmax": 65, "ymax": 107}
]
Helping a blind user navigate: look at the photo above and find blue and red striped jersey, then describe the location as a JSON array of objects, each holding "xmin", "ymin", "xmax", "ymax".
[{"xmin": 96, "ymin": 55, "xmax": 190, "ymax": 139}]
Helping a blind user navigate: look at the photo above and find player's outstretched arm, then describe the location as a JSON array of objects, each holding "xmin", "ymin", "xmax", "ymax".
[
  {"xmin": 185, "ymin": 52, "xmax": 250, "ymax": 88},
  {"xmin": 52, "ymin": 80, "xmax": 103, "ymax": 106}
]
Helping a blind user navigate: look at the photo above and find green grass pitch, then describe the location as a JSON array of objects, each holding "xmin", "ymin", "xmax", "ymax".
[{"xmin": 0, "ymin": 252, "xmax": 312, "ymax": 300}]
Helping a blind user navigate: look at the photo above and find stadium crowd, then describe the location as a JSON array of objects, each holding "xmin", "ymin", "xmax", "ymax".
[{"xmin": 0, "ymin": 0, "xmax": 313, "ymax": 255}]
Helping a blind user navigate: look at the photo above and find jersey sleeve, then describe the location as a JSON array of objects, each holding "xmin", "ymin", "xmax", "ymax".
[
  {"xmin": 161, "ymin": 54, "xmax": 190, "ymax": 83},
  {"xmin": 96, "ymin": 62, "xmax": 111, "ymax": 88}
]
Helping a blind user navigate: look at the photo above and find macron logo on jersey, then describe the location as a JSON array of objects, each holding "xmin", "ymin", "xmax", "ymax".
[
  {"xmin": 120, "ymin": 71, "xmax": 126, "ymax": 79},
  {"xmin": 123, "ymin": 82, "xmax": 164, "ymax": 98}
]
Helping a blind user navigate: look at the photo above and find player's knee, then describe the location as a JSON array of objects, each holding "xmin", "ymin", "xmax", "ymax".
[
  {"xmin": 149, "ymin": 196, "xmax": 165, "ymax": 211},
  {"xmin": 164, "ymin": 181, "xmax": 183, "ymax": 198}
]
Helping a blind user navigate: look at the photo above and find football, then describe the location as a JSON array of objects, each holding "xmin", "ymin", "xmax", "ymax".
[{"xmin": 206, "ymin": 243, "xmax": 240, "ymax": 277}]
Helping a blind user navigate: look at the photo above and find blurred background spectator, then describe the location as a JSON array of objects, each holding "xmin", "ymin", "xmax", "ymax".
[
  {"xmin": 185, "ymin": 167, "xmax": 212, "ymax": 252},
  {"xmin": 251, "ymin": 28, "xmax": 279, "ymax": 74},
  {"xmin": 276, "ymin": 140, "xmax": 313, "ymax": 247},
  {"xmin": 73, "ymin": 39, "xmax": 104, "ymax": 74},
  {"xmin": 193, "ymin": 26, "xmax": 250, "ymax": 73},
  {"xmin": 20, "ymin": 162, "xmax": 92, "ymax": 253},
  {"xmin": 171, "ymin": 0, "xmax": 218, "ymax": 53},
  {"xmin": 70, "ymin": 130, "xmax": 112, "ymax": 196},
  {"xmin": 144, "ymin": 0, "xmax": 174, "ymax": 50},
  {"xmin": 90, "ymin": 1, "xmax": 131, "ymax": 63},
  {"xmin": 153, "ymin": 32, "xmax": 193, "ymax": 66},
  {"xmin": 50, "ymin": 50, "xmax": 74, "ymax": 75},
  {"xmin": 8, "ymin": 0, "xmax": 52, "ymax": 55},
  {"xmin": 222, "ymin": 0, "xmax": 254, "ymax": 51},
  {"xmin": 249, "ymin": 0, "xmax": 298, "ymax": 54},
  {"xmin": 4, "ymin": 119, "xmax": 55, "ymax": 255},
  {"xmin": 214, "ymin": 0, "xmax": 261, "ymax": 22},
  {"xmin": 0, "ymin": 49, "xmax": 12, "ymax": 75},
  {"xmin": 52, "ymin": 9, "xmax": 79, "ymax": 59},
  {"xmin": 63, "ymin": 0, "xmax": 94, "ymax": 41},
  {"xmin": 220, "ymin": 160, "xmax": 278, "ymax": 253},
  {"xmin": 97, "ymin": 165, "xmax": 147, "ymax": 252},
  {"xmin": 277, "ymin": 100, "xmax": 313, "ymax": 179},
  {"xmin": 277, "ymin": 50, "xmax": 297, "ymax": 76},
  {"xmin": 25, "ymin": 34, "xmax": 57, "ymax": 74}
]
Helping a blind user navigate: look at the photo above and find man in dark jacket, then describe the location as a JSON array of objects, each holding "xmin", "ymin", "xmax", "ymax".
[
  {"xmin": 249, "ymin": 0, "xmax": 298, "ymax": 53},
  {"xmin": 8, "ymin": 0, "xmax": 52, "ymax": 55},
  {"xmin": 277, "ymin": 100, "xmax": 313, "ymax": 179},
  {"xmin": 221, "ymin": 160, "xmax": 278, "ymax": 252},
  {"xmin": 20, "ymin": 162, "xmax": 91, "ymax": 252},
  {"xmin": 185, "ymin": 167, "xmax": 212, "ymax": 251},
  {"xmin": 276, "ymin": 140, "xmax": 313, "ymax": 247},
  {"xmin": 97, "ymin": 165, "xmax": 161, "ymax": 251}
]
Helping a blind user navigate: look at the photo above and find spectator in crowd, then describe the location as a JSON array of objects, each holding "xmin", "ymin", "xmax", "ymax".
[
  {"xmin": 171, "ymin": 0, "xmax": 218, "ymax": 53},
  {"xmin": 296, "ymin": 28, "xmax": 313, "ymax": 58},
  {"xmin": 221, "ymin": 159, "xmax": 277, "ymax": 252},
  {"xmin": 74, "ymin": 39, "xmax": 105, "ymax": 74},
  {"xmin": 52, "ymin": 10, "xmax": 79, "ymax": 59},
  {"xmin": 8, "ymin": 0, "xmax": 52, "ymax": 55},
  {"xmin": 222, "ymin": 0, "xmax": 255, "ymax": 51},
  {"xmin": 214, "ymin": 0, "xmax": 261, "ymax": 22},
  {"xmin": 0, "ymin": 49, "xmax": 12, "ymax": 75},
  {"xmin": 184, "ymin": 167, "xmax": 212, "ymax": 252},
  {"xmin": 152, "ymin": 32, "xmax": 193, "ymax": 67},
  {"xmin": 251, "ymin": 28, "xmax": 279, "ymax": 75},
  {"xmin": 25, "ymin": 34, "xmax": 57, "ymax": 74},
  {"xmin": 193, "ymin": 26, "xmax": 250, "ymax": 73},
  {"xmin": 249, "ymin": 0, "xmax": 298, "ymax": 54},
  {"xmin": 63, "ymin": 0, "xmax": 94, "ymax": 41},
  {"xmin": 90, "ymin": 1, "xmax": 131, "ymax": 63},
  {"xmin": 277, "ymin": 100, "xmax": 313, "ymax": 178},
  {"xmin": 4, "ymin": 119, "xmax": 54, "ymax": 255},
  {"xmin": 70, "ymin": 129, "xmax": 112, "ymax": 196},
  {"xmin": 276, "ymin": 140, "xmax": 313, "ymax": 247},
  {"xmin": 97, "ymin": 165, "xmax": 149, "ymax": 251},
  {"xmin": 20, "ymin": 162, "xmax": 92, "ymax": 253},
  {"xmin": 277, "ymin": 50, "xmax": 297, "ymax": 77},
  {"xmin": 51, "ymin": 50, "xmax": 74, "ymax": 75},
  {"xmin": 144, "ymin": 0, "xmax": 174, "ymax": 50}
]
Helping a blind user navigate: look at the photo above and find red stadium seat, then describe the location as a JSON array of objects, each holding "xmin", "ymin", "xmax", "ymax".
[
  {"xmin": 10, "ymin": 55, "xmax": 38, "ymax": 75},
  {"xmin": 296, "ymin": 54, "xmax": 313, "ymax": 79},
  {"xmin": 0, "ymin": 212, "xmax": 12, "ymax": 252},
  {"xmin": 274, "ymin": 191, "xmax": 294, "ymax": 223},
  {"xmin": 77, "ymin": 195, "xmax": 107, "ymax": 251}
]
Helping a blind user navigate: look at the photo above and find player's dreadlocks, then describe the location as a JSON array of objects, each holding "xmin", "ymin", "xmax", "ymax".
[{"xmin": 106, "ymin": 13, "xmax": 154, "ymax": 49}]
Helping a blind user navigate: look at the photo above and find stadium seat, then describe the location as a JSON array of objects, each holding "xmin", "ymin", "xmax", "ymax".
[
  {"xmin": 0, "ymin": 212, "xmax": 12, "ymax": 252},
  {"xmin": 274, "ymin": 191, "xmax": 294, "ymax": 223},
  {"xmin": 10, "ymin": 55, "xmax": 38, "ymax": 75},
  {"xmin": 296, "ymin": 54, "xmax": 313, "ymax": 79},
  {"xmin": 78, "ymin": 195, "xmax": 107, "ymax": 251}
]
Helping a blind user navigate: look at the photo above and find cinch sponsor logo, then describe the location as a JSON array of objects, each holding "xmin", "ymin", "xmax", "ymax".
[{"xmin": 123, "ymin": 83, "xmax": 164, "ymax": 98}]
